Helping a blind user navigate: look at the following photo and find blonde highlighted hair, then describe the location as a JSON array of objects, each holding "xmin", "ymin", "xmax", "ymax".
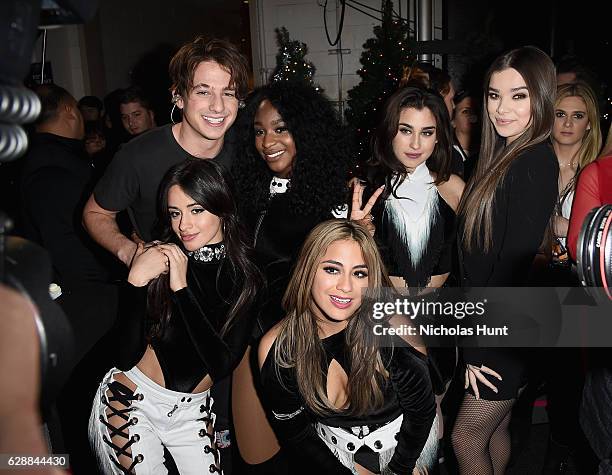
[
  {"xmin": 554, "ymin": 81, "xmax": 602, "ymax": 170},
  {"xmin": 274, "ymin": 220, "xmax": 393, "ymax": 416}
]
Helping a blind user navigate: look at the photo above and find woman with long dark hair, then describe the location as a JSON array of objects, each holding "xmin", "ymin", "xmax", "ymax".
[
  {"xmin": 258, "ymin": 220, "xmax": 436, "ymax": 475},
  {"xmin": 451, "ymin": 46, "xmax": 559, "ymax": 474},
  {"xmin": 366, "ymin": 86, "xmax": 464, "ymax": 291},
  {"xmin": 360, "ymin": 86, "xmax": 464, "ymax": 458},
  {"xmin": 88, "ymin": 159, "xmax": 262, "ymax": 474},
  {"xmin": 231, "ymin": 81, "xmax": 354, "ymax": 473}
]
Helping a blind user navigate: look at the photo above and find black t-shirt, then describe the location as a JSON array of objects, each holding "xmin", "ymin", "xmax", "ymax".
[{"xmin": 93, "ymin": 124, "xmax": 235, "ymax": 241}]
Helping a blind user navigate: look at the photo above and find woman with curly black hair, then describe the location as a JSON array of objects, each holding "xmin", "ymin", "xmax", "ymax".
[{"xmin": 231, "ymin": 81, "xmax": 354, "ymax": 474}]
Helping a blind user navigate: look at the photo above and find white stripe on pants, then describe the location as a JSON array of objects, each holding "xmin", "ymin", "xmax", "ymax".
[{"xmin": 89, "ymin": 367, "xmax": 221, "ymax": 474}]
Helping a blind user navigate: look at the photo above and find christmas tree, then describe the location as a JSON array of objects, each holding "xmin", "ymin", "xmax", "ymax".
[
  {"xmin": 270, "ymin": 27, "xmax": 319, "ymax": 88},
  {"xmin": 345, "ymin": 0, "xmax": 415, "ymax": 162}
]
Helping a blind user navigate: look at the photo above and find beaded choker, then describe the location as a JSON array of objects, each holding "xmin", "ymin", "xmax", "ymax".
[{"xmin": 187, "ymin": 242, "xmax": 226, "ymax": 262}]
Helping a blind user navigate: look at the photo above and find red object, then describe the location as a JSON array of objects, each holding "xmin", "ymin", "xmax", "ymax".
[{"xmin": 567, "ymin": 154, "xmax": 612, "ymax": 259}]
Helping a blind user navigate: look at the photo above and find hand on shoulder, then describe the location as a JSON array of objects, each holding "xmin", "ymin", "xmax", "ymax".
[{"xmin": 127, "ymin": 243, "xmax": 168, "ymax": 287}]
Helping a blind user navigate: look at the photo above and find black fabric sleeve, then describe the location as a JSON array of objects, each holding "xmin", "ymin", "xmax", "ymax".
[
  {"xmin": 387, "ymin": 345, "xmax": 437, "ymax": 474},
  {"xmin": 171, "ymin": 287, "xmax": 252, "ymax": 382},
  {"xmin": 114, "ymin": 282, "xmax": 148, "ymax": 371},
  {"xmin": 258, "ymin": 353, "xmax": 353, "ymax": 474},
  {"xmin": 432, "ymin": 208, "xmax": 456, "ymax": 277},
  {"xmin": 93, "ymin": 144, "xmax": 140, "ymax": 212},
  {"xmin": 24, "ymin": 168, "xmax": 107, "ymax": 284},
  {"xmin": 487, "ymin": 149, "xmax": 558, "ymax": 285}
]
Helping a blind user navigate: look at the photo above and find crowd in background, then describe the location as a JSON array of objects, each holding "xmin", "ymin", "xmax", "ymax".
[{"xmin": 2, "ymin": 35, "xmax": 612, "ymax": 475}]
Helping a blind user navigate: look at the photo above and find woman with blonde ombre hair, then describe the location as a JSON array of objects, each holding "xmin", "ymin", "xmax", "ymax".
[
  {"xmin": 258, "ymin": 220, "xmax": 437, "ymax": 475},
  {"xmin": 551, "ymin": 81, "xmax": 602, "ymax": 253}
]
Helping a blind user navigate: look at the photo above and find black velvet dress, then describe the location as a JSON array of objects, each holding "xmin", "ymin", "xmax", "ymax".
[
  {"xmin": 115, "ymin": 243, "xmax": 253, "ymax": 392},
  {"xmin": 259, "ymin": 329, "xmax": 436, "ymax": 475},
  {"xmin": 459, "ymin": 141, "xmax": 559, "ymax": 400}
]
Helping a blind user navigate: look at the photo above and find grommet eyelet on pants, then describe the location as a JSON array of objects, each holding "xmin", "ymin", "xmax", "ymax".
[{"xmin": 89, "ymin": 367, "xmax": 223, "ymax": 475}]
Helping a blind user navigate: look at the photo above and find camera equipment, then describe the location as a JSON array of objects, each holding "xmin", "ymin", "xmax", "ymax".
[
  {"xmin": 0, "ymin": 0, "xmax": 100, "ymax": 413},
  {"xmin": 3, "ymin": 235, "xmax": 75, "ymax": 415},
  {"xmin": 576, "ymin": 204, "xmax": 612, "ymax": 300}
]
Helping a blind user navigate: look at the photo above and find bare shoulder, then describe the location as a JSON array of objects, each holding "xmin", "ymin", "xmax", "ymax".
[
  {"xmin": 436, "ymin": 174, "xmax": 465, "ymax": 212},
  {"xmin": 257, "ymin": 321, "xmax": 284, "ymax": 369}
]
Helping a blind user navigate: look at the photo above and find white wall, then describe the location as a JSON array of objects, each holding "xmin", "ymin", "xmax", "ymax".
[
  {"xmin": 31, "ymin": 26, "xmax": 90, "ymax": 100},
  {"xmin": 250, "ymin": 0, "xmax": 442, "ymax": 106}
]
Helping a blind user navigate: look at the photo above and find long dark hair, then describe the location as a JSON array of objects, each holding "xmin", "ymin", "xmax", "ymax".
[
  {"xmin": 458, "ymin": 46, "xmax": 556, "ymax": 252},
  {"xmin": 148, "ymin": 159, "xmax": 262, "ymax": 340},
  {"xmin": 233, "ymin": 81, "xmax": 352, "ymax": 219},
  {"xmin": 369, "ymin": 86, "xmax": 453, "ymax": 196}
]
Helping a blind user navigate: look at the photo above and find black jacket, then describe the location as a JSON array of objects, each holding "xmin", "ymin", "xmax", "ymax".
[{"xmin": 20, "ymin": 132, "xmax": 110, "ymax": 286}]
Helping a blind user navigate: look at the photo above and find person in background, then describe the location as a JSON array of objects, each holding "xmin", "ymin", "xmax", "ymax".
[
  {"xmin": 119, "ymin": 86, "xmax": 157, "ymax": 138},
  {"xmin": 78, "ymin": 95, "xmax": 104, "ymax": 122},
  {"xmin": 258, "ymin": 220, "xmax": 436, "ymax": 475},
  {"xmin": 20, "ymin": 84, "xmax": 110, "ymax": 287},
  {"xmin": 103, "ymin": 88, "xmax": 130, "ymax": 154},
  {"xmin": 567, "ymin": 153, "xmax": 612, "ymax": 260},
  {"xmin": 555, "ymin": 55, "xmax": 600, "ymax": 90},
  {"xmin": 452, "ymin": 46, "xmax": 558, "ymax": 475},
  {"xmin": 452, "ymin": 90, "xmax": 480, "ymax": 160},
  {"xmin": 453, "ymin": 90, "xmax": 481, "ymax": 181},
  {"xmin": 551, "ymin": 81, "xmax": 602, "ymax": 259},
  {"xmin": 84, "ymin": 120, "xmax": 113, "ymax": 179}
]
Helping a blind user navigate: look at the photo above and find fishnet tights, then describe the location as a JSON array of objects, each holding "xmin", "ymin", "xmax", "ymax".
[{"xmin": 451, "ymin": 393, "xmax": 515, "ymax": 475}]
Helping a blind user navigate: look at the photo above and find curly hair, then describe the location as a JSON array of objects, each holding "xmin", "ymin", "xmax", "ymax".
[{"xmin": 233, "ymin": 81, "xmax": 353, "ymax": 219}]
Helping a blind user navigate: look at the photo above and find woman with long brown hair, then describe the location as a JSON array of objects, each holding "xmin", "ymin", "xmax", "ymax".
[
  {"xmin": 258, "ymin": 220, "xmax": 436, "ymax": 475},
  {"xmin": 88, "ymin": 159, "xmax": 262, "ymax": 474},
  {"xmin": 451, "ymin": 46, "xmax": 559, "ymax": 474}
]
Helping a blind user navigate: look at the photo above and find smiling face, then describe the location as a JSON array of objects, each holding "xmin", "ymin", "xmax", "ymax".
[
  {"xmin": 176, "ymin": 60, "xmax": 239, "ymax": 143},
  {"xmin": 311, "ymin": 239, "xmax": 369, "ymax": 333},
  {"xmin": 487, "ymin": 68, "xmax": 532, "ymax": 144},
  {"xmin": 254, "ymin": 100, "xmax": 297, "ymax": 178},
  {"xmin": 167, "ymin": 185, "xmax": 223, "ymax": 251},
  {"xmin": 552, "ymin": 95, "xmax": 590, "ymax": 147},
  {"xmin": 391, "ymin": 106, "xmax": 438, "ymax": 172}
]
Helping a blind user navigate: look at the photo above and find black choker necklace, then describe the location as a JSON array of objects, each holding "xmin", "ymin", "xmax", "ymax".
[{"xmin": 188, "ymin": 242, "xmax": 226, "ymax": 262}]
